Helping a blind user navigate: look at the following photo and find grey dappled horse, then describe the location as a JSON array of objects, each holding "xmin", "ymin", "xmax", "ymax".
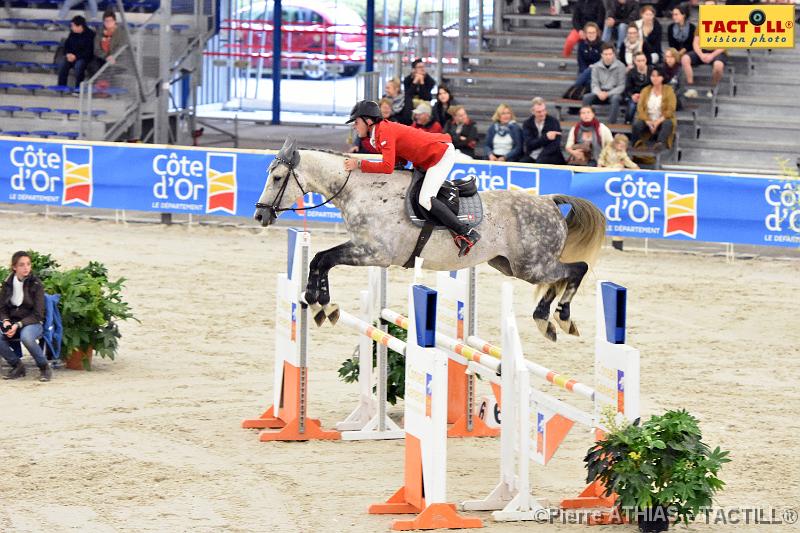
[{"xmin": 255, "ymin": 138, "xmax": 606, "ymax": 342}]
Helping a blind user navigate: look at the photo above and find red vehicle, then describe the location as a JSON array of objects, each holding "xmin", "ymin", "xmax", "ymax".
[{"xmin": 232, "ymin": 0, "xmax": 366, "ymax": 79}]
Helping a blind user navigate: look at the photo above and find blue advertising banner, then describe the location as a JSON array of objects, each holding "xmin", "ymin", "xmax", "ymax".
[
  {"xmin": 570, "ymin": 170, "xmax": 800, "ymax": 247},
  {"xmin": 1, "ymin": 137, "xmax": 798, "ymax": 247}
]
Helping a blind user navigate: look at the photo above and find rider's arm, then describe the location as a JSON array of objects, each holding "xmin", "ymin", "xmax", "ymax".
[{"xmin": 359, "ymin": 128, "xmax": 396, "ymax": 174}]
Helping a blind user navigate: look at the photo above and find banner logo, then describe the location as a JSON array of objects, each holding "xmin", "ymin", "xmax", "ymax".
[
  {"xmin": 62, "ymin": 145, "xmax": 93, "ymax": 206},
  {"xmin": 206, "ymin": 153, "xmax": 237, "ymax": 214},
  {"xmin": 699, "ymin": 5, "xmax": 794, "ymax": 48},
  {"xmin": 508, "ymin": 167, "xmax": 540, "ymax": 195},
  {"xmin": 664, "ymin": 174, "xmax": 698, "ymax": 238}
]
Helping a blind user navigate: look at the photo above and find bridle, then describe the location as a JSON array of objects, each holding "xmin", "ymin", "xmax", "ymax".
[{"xmin": 254, "ymin": 154, "xmax": 352, "ymax": 220}]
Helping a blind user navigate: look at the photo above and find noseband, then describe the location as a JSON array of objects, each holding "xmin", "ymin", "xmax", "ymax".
[{"xmin": 255, "ymin": 154, "xmax": 352, "ymax": 220}]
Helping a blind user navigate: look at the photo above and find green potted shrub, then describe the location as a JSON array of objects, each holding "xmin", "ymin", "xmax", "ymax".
[
  {"xmin": 43, "ymin": 261, "xmax": 136, "ymax": 370},
  {"xmin": 338, "ymin": 320, "xmax": 406, "ymax": 404},
  {"xmin": 585, "ymin": 409, "xmax": 730, "ymax": 532}
]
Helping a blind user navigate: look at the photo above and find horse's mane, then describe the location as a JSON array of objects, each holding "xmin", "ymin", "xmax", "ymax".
[{"xmin": 298, "ymin": 147, "xmax": 413, "ymax": 174}]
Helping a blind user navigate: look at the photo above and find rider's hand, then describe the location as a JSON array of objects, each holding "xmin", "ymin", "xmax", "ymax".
[{"xmin": 343, "ymin": 158, "xmax": 360, "ymax": 171}]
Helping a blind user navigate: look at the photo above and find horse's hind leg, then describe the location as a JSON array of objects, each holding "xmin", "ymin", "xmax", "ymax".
[
  {"xmin": 525, "ymin": 261, "xmax": 588, "ymax": 342},
  {"xmin": 533, "ymin": 286, "xmax": 559, "ymax": 342},
  {"xmin": 553, "ymin": 261, "xmax": 589, "ymax": 337}
]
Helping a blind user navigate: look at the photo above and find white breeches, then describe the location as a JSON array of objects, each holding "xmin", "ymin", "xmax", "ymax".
[{"xmin": 418, "ymin": 143, "xmax": 456, "ymax": 211}]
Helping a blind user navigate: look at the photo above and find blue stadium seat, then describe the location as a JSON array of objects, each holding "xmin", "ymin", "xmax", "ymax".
[
  {"xmin": 58, "ymin": 131, "xmax": 80, "ymax": 139},
  {"xmin": 0, "ymin": 60, "xmax": 9, "ymax": 68},
  {"xmin": 172, "ymin": 24, "xmax": 189, "ymax": 32},
  {"xmin": 38, "ymin": 63, "xmax": 58, "ymax": 70},
  {"xmin": 36, "ymin": 40, "xmax": 61, "ymax": 49},
  {"xmin": 10, "ymin": 39, "xmax": 33, "ymax": 47},
  {"xmin": 88, "ymin": 21, "xmax": 102, "ymax": 29},
  {"xmin": 90, "ymin": 109, "xmax": 107, "ymax": 117},
  {"xmin": 3, "ymin": 19, "xmax": 27, "ymax": 26},
  {"xmin": 47, "ymin": 85, "xmax": 73, "ymax": 94},
  {"xmin": 102, "ymin": 87, "xmax": 128, "ymax": 96},
  {"xmin": 31, "ymin": 130, "xmax": 59, "ymax": 138},
  {"xmin": 31, "ymin": 19, "xmax": 56, "ymax": 27},
  {"xmin": 3, "ymin": 131, "xmax": 29, "ymax": 137},
  {"xmin": 55, "ymin": 108, "xmax": 79, "ymax": 118},
  {"xmin": 0, "ymin": 105, "xmax": 23, "ymax": 115},
  {"xmin": 24, "ymin": 107, "xmax": 52, "ymax": 116},
  {"xmin": 20, "ymin": 84, "xmax": 45, "ymax": 93},
  {"xmin": 14, "ymin": 61, "xmax": 39, "ymax": 69},
  {"xmin": 0, "ymin": 83, "xmax": 18, "ymax": 92}
]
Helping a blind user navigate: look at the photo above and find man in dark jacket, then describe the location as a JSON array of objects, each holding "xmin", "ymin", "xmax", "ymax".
[
  {"xmin": 403, "ymin": 59, "xmax": 436, "ymax": 103},
  {"xmin": 624, "ymin": 52, "xmax": 652, "ymax": 123},
  {"xmin": 58, "ymin": 15, "xmax": 95, "ymax": 89},
  {"xmin": 0, "ymin": 251, "xmax": 50, "ymax": 381},
  {"xmin": 521, "ymin": 97, "xmax": 566, "ymax": 165}
]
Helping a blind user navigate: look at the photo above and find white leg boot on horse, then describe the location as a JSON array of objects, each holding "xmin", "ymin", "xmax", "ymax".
[{"xmin": 255, "ymin": 138, "xmax": 605, "ymax": 340}]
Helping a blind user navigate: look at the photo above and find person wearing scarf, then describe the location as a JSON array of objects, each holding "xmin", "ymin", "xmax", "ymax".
[
  {"xmin": 565, "ymin": 105, "xmax": 613, "ymax": 165},
  {"xmin": 93, "ymin": 9, "xmax": 128, "ymax": 67},
  {"xmin": 618, "ymin": 25, "xmax": 645, "ymax": 68},
  {"xmin": 384, "ymin": 78, "xmax": 412, "ymax": 125},
  {"xmin": 485, "ymin": 104, "xmax": 523, "ymax": 162},
  {"xmin": 575, "ymin": 22, "xmax": 603, "ymax": 90},
  {"xmin": 667, "ymin": 3, "xmax": 695, "ymax": 55}
]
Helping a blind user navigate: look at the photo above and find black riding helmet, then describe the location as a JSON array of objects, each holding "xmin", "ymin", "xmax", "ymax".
[{"xmin": 346, "ymin": 100, "xmax": 382, "ymax": 124}]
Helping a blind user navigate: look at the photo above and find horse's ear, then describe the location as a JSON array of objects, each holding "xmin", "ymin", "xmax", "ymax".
[{"xmin": 278, "ymin": 137, "xmax": 297, "ymax": 161}]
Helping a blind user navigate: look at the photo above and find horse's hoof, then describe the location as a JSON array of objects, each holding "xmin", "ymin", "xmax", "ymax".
[
  {"xmin": 318, "ymin": 292, "xmax": 331, "ymax": 307},
  {"xmin": 324, "ymin": 303, "xmax": 340, "ymax": 326},
  {"xmin": 535, "ymin": 318, "xmax": 558, "ymax": 342},
  {"xmin": 312, "ymin": 307, "xmax": 327, "ymax": 327},
  {"xmin": 555, "ymin": 316, "xmax": 580, "ymax": 337}
]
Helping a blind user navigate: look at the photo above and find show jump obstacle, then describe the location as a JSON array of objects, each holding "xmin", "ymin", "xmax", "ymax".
[{"xmin": 243, "ymin": 228, "xmax": 641, "ymax": 529}]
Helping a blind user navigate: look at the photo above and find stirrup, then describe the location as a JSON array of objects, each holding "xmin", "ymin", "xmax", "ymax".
[{"xmin": 453, "ymin": 230, "xmax": 480, "ymax": 257}]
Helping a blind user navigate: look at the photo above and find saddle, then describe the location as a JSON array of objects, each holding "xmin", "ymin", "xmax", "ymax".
[{"xmin": 402, "ymin": 168, "xmax": 484, "ymax": 268}]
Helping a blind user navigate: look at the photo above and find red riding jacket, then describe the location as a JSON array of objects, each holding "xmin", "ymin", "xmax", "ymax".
[{"xmin": 359, "ymin": 120, "xmax": 450, "ymax": 174}]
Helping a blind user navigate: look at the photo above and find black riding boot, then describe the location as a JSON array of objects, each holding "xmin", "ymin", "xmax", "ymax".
[{"xmin": 427, "ymin": 197, "xmax": 481, "ymax": 257}]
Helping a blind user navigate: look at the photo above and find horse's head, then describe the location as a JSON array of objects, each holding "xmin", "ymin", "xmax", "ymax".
[{"xmin": 254, "ymin": 137, "xmax": 304, "ymax": 226}]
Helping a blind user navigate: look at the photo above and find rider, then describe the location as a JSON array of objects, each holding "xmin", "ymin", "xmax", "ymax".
[{"xmin": 343, "ymin": 100, "xmax": 481, "ymax": 257}]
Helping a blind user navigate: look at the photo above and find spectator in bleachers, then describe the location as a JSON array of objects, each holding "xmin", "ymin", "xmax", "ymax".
[
  {"xmin": 94, "ymin": 9, "xmax": 128, "ymax": 67},
  {"xmin": 444, "ymin": 105, "xmax": 479, "ymax": 159},
  {"xmin": 432, "ymin": 86, "xmax": 455, "ymax": 129},
  {"xmin": 403, "ymin": 59, "xmax": 436, "ymax": 106},
  {"xmin": 565, "ymin": 105, "xmax": 613, "ymax": 165},
  {"xmin": 575, "ymin": 22, "xmax": 602, "ymax": 91},
  {"xmin": 667, "ymin": 3, "xmax": 695, "ymax": 56},
  {"xmin": 631, "ymin": 66, "xmax": 677, "ymax": 151},
  {"xmin": 681, "ymin": 3, "xmax": 727, "ymax": 99},
  {"xmin": 624, "ymin": 52, "xmax": 652, "ymax": 123},
  {"xmin": 635, "ymin": 5, "xmax": 663, "ymax": 64},
  {"xmin": 384, "ymin": 78, "xmax": 412, "ymax": 125},
  {"xmin": 57, "ymin": 15, "xmax": 95, "ymax": 91},
  {"xmin": 485, "ymin": 104, "xmax": 523, "ymax": 162},
  {"xmin": 58, "ymin": 0, "xmax": 97, "ymax": 23},
  {"xmin": 659, "ymin": 47, "xmax": 683, "ymax": 108},
  {"xmin": 521, "ymin": 97, "xmax": 565, "ymax": 165},
  {"xmin": 411, "ymin": 102, "xmax": 443, "ymax": 134},
  {"xmin": 602, "ymin": 0, "xmax": 640, "ymax": 51},
  {"xmin": 562, "ymin": 0, "xmax": 605, "ymax": 58},
  {"xmin": 598, "ymin": 133, "xmax": 640, "ymax": 168},
  {"xmin": 583, "ymin": 43, "xmax": 626, "ymax": 124},
  {"xmin": 618, "ymin": 25, "xmax": 645, "ymax": 68}
]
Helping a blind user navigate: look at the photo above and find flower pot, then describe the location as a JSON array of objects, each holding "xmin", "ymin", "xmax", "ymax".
[
  {"xmin": 65, "ymin": 347, "xmax": 93, "ymax": 370},
  {"xmin": 638, "ymin": 506, "xmax": 670, "ymax": 532}
]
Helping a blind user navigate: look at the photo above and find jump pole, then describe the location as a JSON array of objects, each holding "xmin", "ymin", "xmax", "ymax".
[{"xmin": 241, "ymin": 228, "xmax": 340, "ymax": 441}]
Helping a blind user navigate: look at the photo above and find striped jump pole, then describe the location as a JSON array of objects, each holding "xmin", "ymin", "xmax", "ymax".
[
  {"xmin": 465, "ymin": 335, "xmax": 596, "ymax": 402},
  {"xmin": 380, "ymin": 309, "xmax": 501, "ymax": 375}
]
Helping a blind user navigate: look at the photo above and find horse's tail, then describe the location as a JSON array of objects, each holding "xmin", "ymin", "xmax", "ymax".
[{"xmin": 551, "ymin": 194, "xmax": 606, "ymax": 267}]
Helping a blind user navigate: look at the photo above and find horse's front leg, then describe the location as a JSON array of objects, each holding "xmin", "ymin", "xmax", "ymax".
[{"xmin": 304, "ymin": 241, "xmax": 381, "ymax": 326}]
